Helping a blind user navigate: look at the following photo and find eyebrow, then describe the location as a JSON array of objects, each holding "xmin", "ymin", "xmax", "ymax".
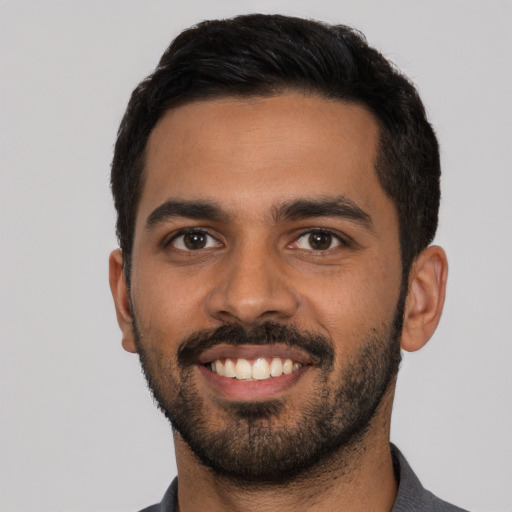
[
  {"xmin": 273, "ymin": 197, "xmax": 373, "ymax": 231},
  {"xmin": 145, "ymin": 199, "xmax": 227, "ymax": 229},
  {"xmin": 145, "ymin": 195, "xmax": 373, "ymax": 232}
]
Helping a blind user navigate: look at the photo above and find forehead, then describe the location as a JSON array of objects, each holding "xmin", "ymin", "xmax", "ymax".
[{"xmin": 137, "ymin": 93, "xmax": 393, "ymax": 230}]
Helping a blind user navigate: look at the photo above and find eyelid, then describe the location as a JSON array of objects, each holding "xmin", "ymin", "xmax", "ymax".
[
  {"xmin": 162, "ymin": 226, "xmax": 351, "ymax": 252},
  {"xmin": 164, "ymin": 227, "xmax": 222, "ymax": 250},
  {"xmin": 290, "ymin": 228, "xmax": 350, "ymax": 250}
]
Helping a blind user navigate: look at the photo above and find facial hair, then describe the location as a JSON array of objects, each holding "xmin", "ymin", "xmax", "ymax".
[{"xmin": 133, "ymin": 297, "xmax": 404, "ymax": 484}]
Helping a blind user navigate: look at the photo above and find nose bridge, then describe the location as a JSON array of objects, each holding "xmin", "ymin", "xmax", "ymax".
[{"xmin": 207, "ymin": 238, "xmax": 299, "ymax": 324}]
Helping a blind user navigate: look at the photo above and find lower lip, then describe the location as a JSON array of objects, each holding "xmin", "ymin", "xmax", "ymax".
[{"xmin": 197, "ymin": 364, "xmax": 311, "ymax": 401}]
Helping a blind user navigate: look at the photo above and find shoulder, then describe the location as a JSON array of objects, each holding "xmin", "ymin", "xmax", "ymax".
[
  {"xmin": 391, "ymin": 444, "xmax": 469, "ymax": 512},
  {"xmin": 138, "ymin": 506, "xmax": 160, "ymax": 512},
  {"xmin": 137, "ymin": 478, "xmax": 178, "ymax": 512}
]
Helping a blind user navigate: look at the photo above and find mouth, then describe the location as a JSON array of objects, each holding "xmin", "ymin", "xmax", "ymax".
[
  {"xmin": 206, "ymin": 356, "xmax": 304, "ymax": 381},
  {"xmin": 196, "ymin": 344, "xmax": 314, "ymax": 400}
]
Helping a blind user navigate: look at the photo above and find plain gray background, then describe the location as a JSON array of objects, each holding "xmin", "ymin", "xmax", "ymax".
[{"xmin": 1, "ymin": 1, "xmax": 511, "ymax": 511}]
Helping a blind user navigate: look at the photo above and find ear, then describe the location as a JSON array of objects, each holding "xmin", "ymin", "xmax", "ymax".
[
  {"xmin": 401, "ymin": 245, "xmax": 448, "ymax": 352},
  {"xmin": 109, "ymin": 249, "xmax": 138, "ymax": 353}
]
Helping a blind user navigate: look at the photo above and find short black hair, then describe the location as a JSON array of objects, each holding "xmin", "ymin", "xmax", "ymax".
[{"xmin": 111, "ymin": 14, "xmax": 440, "ymax": 281}]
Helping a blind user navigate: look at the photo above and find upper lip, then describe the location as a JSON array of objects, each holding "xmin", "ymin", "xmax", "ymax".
[{"xmin": 197, "ymin": 344, "xmax": 316, "ymax": 365}]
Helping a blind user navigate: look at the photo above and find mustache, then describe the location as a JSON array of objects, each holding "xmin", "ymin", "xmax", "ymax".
[{"xmin": 177, "ymin": 321, "xmax": 335, "ymax": 369}]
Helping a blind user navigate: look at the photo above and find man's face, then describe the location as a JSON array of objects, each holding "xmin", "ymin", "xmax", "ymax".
[{"xmin": 123, "ymin": 93, "xmax": 404, "ymax": 480}]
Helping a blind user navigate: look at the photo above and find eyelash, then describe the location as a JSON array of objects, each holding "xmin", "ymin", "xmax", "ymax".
[
  {"xmin": 165, "ymin": 228, "xmax": 220, "ymax": 251},
  {"xmin": 292, "ymin": 229, "xmax": 349, "ymax": 251},
  {"xmin": 165, "ymin": 227, "xmax": 349, "ymax": 253}
]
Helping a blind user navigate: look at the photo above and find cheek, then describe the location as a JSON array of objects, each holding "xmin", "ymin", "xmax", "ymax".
[
  {"xmin": 131, "ymin": 263, "xmax": 213, "ymax": 348},
  {"xmin": 299, "ymin": 262, "xmax": 401, "ymax": 350}
]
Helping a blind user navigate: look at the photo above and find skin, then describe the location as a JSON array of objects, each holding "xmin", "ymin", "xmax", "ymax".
[{"xmin": 110, "ymin": 93, "xmax": 448, "ymax": 512}]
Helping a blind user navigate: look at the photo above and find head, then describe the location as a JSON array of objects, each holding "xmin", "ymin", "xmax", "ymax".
[
  {"xmin": 109, "ymin": 14, "xmax": 447, "ymax": 482},
  {"xmin": 111, "ymin": 14, "xmax": 440, "ymax": 283}
]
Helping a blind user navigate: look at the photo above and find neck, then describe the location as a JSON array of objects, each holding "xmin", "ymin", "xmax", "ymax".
[{"xmin": 173, "ymin": 392, "xmax": 398, "ymax": 512}]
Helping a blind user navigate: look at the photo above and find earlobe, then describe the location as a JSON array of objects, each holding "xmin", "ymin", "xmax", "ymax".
[
  {"xmin": 108, "ymin": 249, "xmax": 138, "ymax": 353},
  {"xmin": 400, "ymin": 245, "xmax": 448, "ymax": 352}
]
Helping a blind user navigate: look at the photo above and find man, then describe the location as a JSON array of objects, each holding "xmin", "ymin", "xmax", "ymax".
[{"xmin": 109, "ymin": 14, "xmax": 466, "ymax": 512}]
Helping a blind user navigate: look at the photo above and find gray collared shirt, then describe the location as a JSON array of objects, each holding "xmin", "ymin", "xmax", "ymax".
[
  {"xmin": 139, "ymin": 445, "xmax": 468, "ymax": 511},
  {"xmin": 390, "ymin": 445, "xmax": 468, "ymax": 511}
]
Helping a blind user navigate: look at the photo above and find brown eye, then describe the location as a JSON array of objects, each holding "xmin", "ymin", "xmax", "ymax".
[
  {"xmin": 293, "ymin": 230, "xmax": 342, "ymax": 251},
  {"xmin": 183, "ymin": 232, "xmax": 207, "ymax": 249},
  {"xmin": 308, "ymin": 232, "xmax": 333, "ymax": 250},
  {"xmin": 170, "ymin": 230, "xmax": 219, "ymax": 251}
]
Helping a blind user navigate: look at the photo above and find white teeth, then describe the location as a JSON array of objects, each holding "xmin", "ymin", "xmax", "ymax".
[
  {"xmin": 252, "ymin": 358, "xmax": 270, "ymax": 380},
  {"xmin": 216, "ymin": 360, "xmax": 225, "ymax": 377},
  {"xmin": 235, "ymin": 359, "xmax": 252, "ymax": 380},
  {"xmin": 269, "ymin": 358, "xmax": 283, "ymax": 377},
  {"xmin": 224, "ymin": 358, "xmax": 236, "ymax": 378},
  {"xmin": 282, "ymin": 359, "xmax": 293, "ymax": 374},
  {"xmin": 210, "ymin": 357, "xmax": 304, "ymax": 380}
]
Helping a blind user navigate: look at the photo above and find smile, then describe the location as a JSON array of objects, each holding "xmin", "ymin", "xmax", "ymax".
[
  {"xmin": 196, "ymin": 344, "xmax": 314, "ymax": 399},
  {"xmin": 207, "ymin": 357, "xmax": 304, "ymax": 381}
]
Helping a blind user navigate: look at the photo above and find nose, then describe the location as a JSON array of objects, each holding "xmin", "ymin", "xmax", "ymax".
[{"xmin": 206, "ymin": 245, "xmax": 300, "ymax": 325}]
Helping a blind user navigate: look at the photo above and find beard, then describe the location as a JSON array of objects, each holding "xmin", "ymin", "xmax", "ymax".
[{"xmin": 133, "ymin": 292, "xmax": 404, "ymax": 484}]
